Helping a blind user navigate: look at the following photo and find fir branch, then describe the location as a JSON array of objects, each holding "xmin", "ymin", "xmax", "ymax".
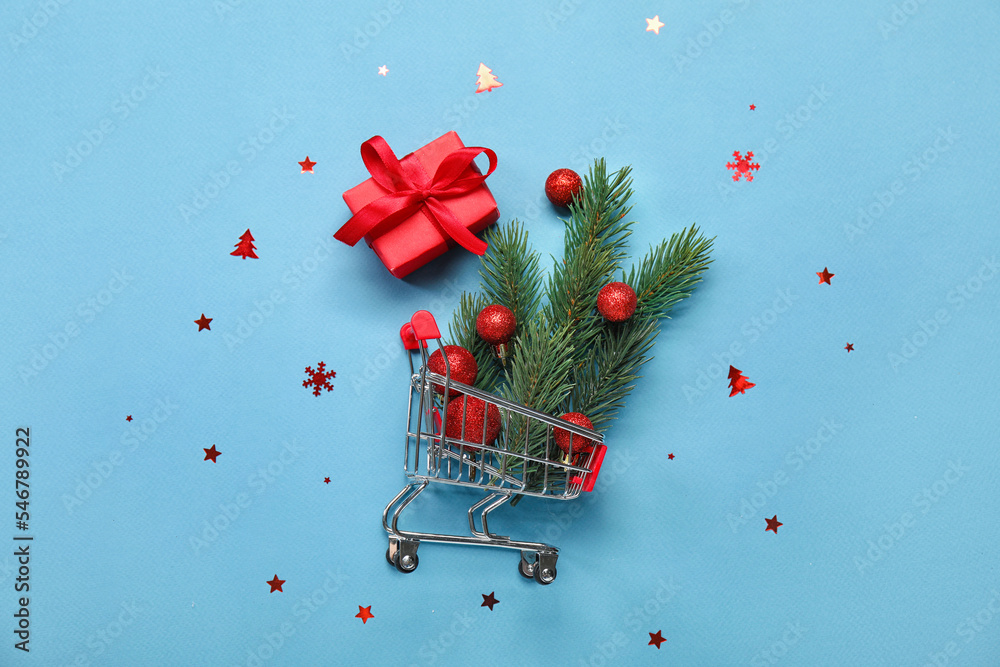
[
  {"xmin": 499, "ymin": 316, "xmax": 576, "ymax": 501},
  {"xmin": 479, "ymin": 220, "xmax": 544, "ymax": 327},
  {"xmin": 627, "ymin": 225, "xmax": 715, "ymax": 319},
  {"xmin": 545, "ymin": 160, "xmax": 635, "ymax": 332},
  {"xmin": 567, "ymin": 316, "xmax": 659, "ymax": 430},
  {"xmin": 500, "ymin": 315, "xmax": 575, "ymax": 418},
  {"xmin": 568, "ymin": 225, "xmax": 715, "ymax": 429}
]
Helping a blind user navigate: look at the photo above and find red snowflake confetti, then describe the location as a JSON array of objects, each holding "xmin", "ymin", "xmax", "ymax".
[
  {"xmin": 195, "ymin": 314, "xmax": 213, "ymax": 331},
  {"xmin": 231, "ymin": 229, "xmax": 258, "ymax": 259},
  {"xmin": 668, "ymin": 453, "xmax": 675, "ymax": 460},
  {"xmin": 126, "ymin": 415, "xmax": 132, "ymax": 422},
  {"xmin": 356, "ymin": 605, "xmax": 374, "ymax": 624},
  {"xmin": 649, "ymin": 631, "xmax": 666, "ymax": 648},
  {"xmin": 481, "ymin": 592, "xmax": 499, "ymax": 610},
  {"xmin": 299, "ymin": 156, "xmax": 316, "ymax": 173},
  {"xmin": 845, "ymin": 343, "xmax": 854, "ymax": 352},
  {"xmin": 817, "ymin": 267, "xmax": 834, "ymax": 285},
  {"xmin": 765, "ymin": 515, "xmax": 783, "ymax": 534},
  {"xmin": 203, "ymin": 445, "xmax": 221, "ymax": 462},
  {"xmin": 728, "ymin": 365, "xmax": 756, "ymax": 397},
  {"xmin": 727, "ymin": 151, "xmax": 760, "ymax": 182},
  {"xmin": 324, "ymin": 477, "xmax": 331, "ymax": 484},
  {"xmin": 303, "ymin": 362, "xmax": 335, "ymax": 396},
  {"xmin": 267, "ymin": 575, "xmax": 285, "ymax": 593}
]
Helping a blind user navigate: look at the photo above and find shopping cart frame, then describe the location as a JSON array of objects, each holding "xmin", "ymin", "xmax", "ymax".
[{"xmin": 382, "ymin": 310, "xmax": 607, "ymax": 585}]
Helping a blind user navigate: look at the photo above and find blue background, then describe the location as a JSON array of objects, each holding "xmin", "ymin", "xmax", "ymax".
[{"xmin": 2, "ymin": 0, "xmax": 999, "ymax": 665}]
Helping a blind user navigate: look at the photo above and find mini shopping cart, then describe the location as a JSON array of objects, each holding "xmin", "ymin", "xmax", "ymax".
[{"xmin": 382, "ymin": 310, "xmax": 607, "ymax": 585}]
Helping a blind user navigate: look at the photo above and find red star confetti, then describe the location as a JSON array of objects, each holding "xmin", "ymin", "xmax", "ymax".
[
  {"xmin": 817, "ymin": 267, "xmax": 834, "ymax": 285},
  {"xmin": 356, "ymin": 605, "xmax": 374, "ymax": 624},
  {"xmin": 231, "ymin": 229, "xmax": 258, "ymax": 259},
  {"xmin": 298, "ymin": 156, "xmax": 316, "ymax": 173},
  {"xmin": 126, "ymin": 415, "xmax": 132, "ymax": 422},
  {"xmin": 267, "ymin": 575, "xmax": 285, "ymax": 593},
  {"xmin": 749, "ymin": 104, "xmax": 756, "ymax": 110},
  {"xmin": 475, "ymin": 63, "xmax": 502, "ymax": 93},
  {"xmin": 203, "ymin": 445, "xmax": 221, "ymax": 463},
  {"xmin": 728, "ymin": 365, "xmax": 756, "ymax": 397},
  {"xmin": 324, "ymin": 477, "xmax": 331, "ymax": 484},
  {"xmin": 649, "ymin": 631, "xmax": 666, "ymax": 648},
  {"xmin": 195, "ymin": 314, "xmax": 212, "ymax": 331},
  {"xmin": 668, "ymin": 453, "xmax": 675, "ymax": 460},
  {"xmin": 303, "ymin": 362, "xmax": 335, "ymax": 396},
  {"xmin": 727, "ymin": 151, "xmax": 760, "ymax": 182},
  {"xmin": 845, "ymin": 343, "xmax": 854, "ymax": 352},
  {"xmin": 378, "ymin": 65, "xmax": 389, "ymax": 76},
  {"xmin": 481, "ymin": 592, "xmax": 499, "ymax": 610},
  {"xmin": 645, "ymin": 16, "xmax": 664, "ymax": 34},
  {"xmin": 766, "ymin": 515, "xmax": 783, "ymax": 534}
]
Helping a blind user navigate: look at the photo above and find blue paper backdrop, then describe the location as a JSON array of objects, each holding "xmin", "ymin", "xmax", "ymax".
[{"xmin": 1, "ymin": 0, "xmax": 999, "ymax": 665}]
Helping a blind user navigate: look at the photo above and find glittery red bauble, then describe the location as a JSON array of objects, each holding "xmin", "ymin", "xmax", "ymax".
[
  {"xmin": 476, "ymin": 304, "xmax": 516, "ymax": 345},
  {"xmin": 597, "ymin": 281, "xmax": 637, "ymax": 322},
  {"xmin": 445, "ymin": 395, "xmax": 501, "ymax": 448},
  {"xmin": 427, "ymin": 345, "xmax": 478, "ymax": 394},
  {"xmin": 553, "ymin": 412, "xmax": 595, "ymax": 454},
  {"xmin": 545, "ymin": 169, "xmax": 583, "ymax": 207}
]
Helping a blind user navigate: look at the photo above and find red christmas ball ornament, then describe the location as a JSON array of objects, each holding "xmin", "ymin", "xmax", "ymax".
[
  {"xmin": 427, "ymin": 345, "xmax": 478, "ymax": 394},
  {"xmin": 476, "ymin": 305, "xmax": 516, "ymax": 345},
  {"xmin": 445, "ymin": 395, "xmax": 501, "ymax": 449},
  {"xmin": 553, "ymin": 412, "xmax": 595, "ymax": 454},
  {"xmin": 545, "ymin": 168, "xmax": 583, "ymax": 207},
  {"xmin": 597, "ymin": 281, "xmax": 637, "ymax": 322}
]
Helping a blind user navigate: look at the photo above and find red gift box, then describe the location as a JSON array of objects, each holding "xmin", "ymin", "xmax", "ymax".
[{"xmin": 336, "ymin": 132, "xmax": 499, "ymax": 278}]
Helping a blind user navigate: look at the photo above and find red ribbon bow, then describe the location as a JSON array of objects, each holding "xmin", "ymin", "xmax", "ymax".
[{"xmin": 335, "ymin": 136, "xmax": 497, "ymax": 255}]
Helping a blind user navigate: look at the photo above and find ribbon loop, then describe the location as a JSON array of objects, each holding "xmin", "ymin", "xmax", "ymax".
[{"xmin": 335, "ymin": 136, "xmax": 496, "ymax": 256}]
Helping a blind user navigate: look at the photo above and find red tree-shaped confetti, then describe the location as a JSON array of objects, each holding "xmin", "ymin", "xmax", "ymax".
[
  {"xmin": 231, "ymin": 229, "xmax": 258, "ymax": 259},
  {"xmin": 727, "ymin": 151, "xmax": 760, "ymax": 182},
  {"xmin": 475, "ymin": 63, "xmax": 502, "ymax": 93},
  {"xmin": 728, "ymin": 365, "xmax": 756, "ymax": 397},
  {"xmin": 303, "ymin": 362, "xmax": 335, "ymax": 396}
]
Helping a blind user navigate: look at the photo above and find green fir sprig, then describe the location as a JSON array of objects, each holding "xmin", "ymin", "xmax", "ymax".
[{"xmin": 443, "ymin": 159, "xmax": 714, "ymax": 501}]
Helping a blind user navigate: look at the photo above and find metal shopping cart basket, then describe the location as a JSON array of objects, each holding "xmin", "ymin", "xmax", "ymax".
[{"xmin": 382, "ymin": 310, "xmax": 607, "ymax": 585}]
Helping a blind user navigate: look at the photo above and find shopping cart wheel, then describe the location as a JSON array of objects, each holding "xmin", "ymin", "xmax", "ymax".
[
  {"xmin": 394, "ymin": 551, "xmax": 419, "ymax": 573},
  {"xmin": 534, "ymin": 565, "xmax": 556, "ymax": 585},
  {"xmin": 386, "ymin": 537, "xmax": 399, "ymax": 566},
  {"xmin": 518, "ymin": 553, "xmax": 535, "ymax": 579},
  {"xmin": 393, "ymin": 540, "xmax": 420, "ymax": 573},
  {"xmin": 534, "ymin": 552, "xmax": 557, "ymax": 585}
]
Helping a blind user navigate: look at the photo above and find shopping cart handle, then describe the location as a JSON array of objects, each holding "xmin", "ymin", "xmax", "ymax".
[
  {"xmin": 409, "ymin": 310, "xmax": 441, "ymax": 341},
  {"xmin": 399, "ymin": 324, "xmax": 427, "ymax": 350}
]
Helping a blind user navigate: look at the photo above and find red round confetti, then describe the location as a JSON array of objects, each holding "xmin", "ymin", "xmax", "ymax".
[
  {"xmin": 445, "ymin": 395, "xmax": 501, "ymax": 448},
  {"xmin": 553, "ymin": 412, "xmax": 595, "ymax": 454},
  {"xmin": 427, "ymin": 345, "xmax": 478, "ymax": 394},
  {"xmin": 476, "ymin": 304, "xmax": 516, "ymax": 345},
  {"xmin": 597, "ymin": 282, "xmax": 637, "ymax": 322},
  {"xmin": 545, "ymin": 168, "xmax": 582, "ymax": 207}
]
